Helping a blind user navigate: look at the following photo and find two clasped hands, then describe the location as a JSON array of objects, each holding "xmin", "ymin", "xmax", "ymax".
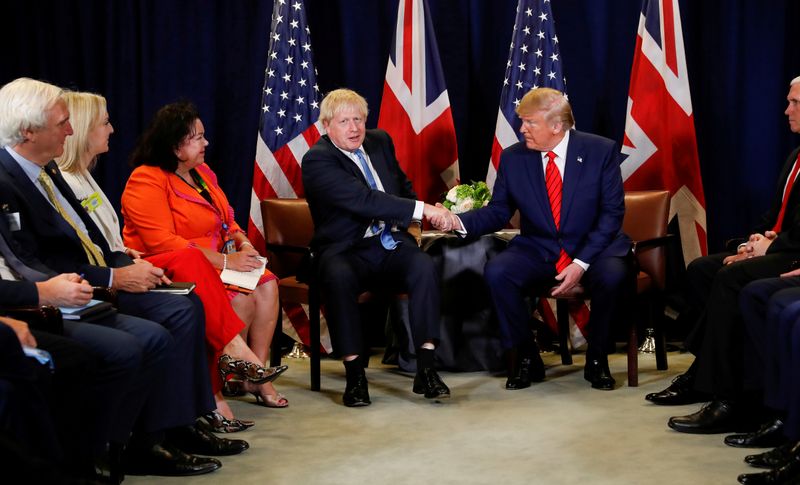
[
  {"xmin": 422, "ymin": 202, "xmax": 462, "ymax": 233},
  {"xmin": 420, "ymin": 202, "xmax": 584, "ymax": 295},
  {"xmin": 723, "ymin": 231, "xmax": 776, "ymax": 265}
]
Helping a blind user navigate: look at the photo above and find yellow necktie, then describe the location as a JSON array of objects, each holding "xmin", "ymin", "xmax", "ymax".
[{"xmin": 38, "ymin": 169, "xmax": 106, "ymax": 267}]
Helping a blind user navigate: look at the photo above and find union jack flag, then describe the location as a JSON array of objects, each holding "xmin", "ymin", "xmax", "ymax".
[
  {"xmin": 377, "ymin": 0, "xmax": 459, "ymax": 204},
  {"xmin": 486, "ymin": 0, "xmax": 566, "ymax": 191},
  {"xmin": 246, "ymin": 0, "xmax": 331, "ymax": 353},
  {"xmin": 622, "ymin": 0, "xmax": 707, "ymax": 263}
]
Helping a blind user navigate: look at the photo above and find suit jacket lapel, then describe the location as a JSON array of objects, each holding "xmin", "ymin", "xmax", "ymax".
[
  {"xmin": 561, "ymin": 134, "xmax": 583, "ymax": 225},
  {"xmin": 527, "ymin": 150, "xmax": 556, "ymax": 232},
  {"xmin": 362, "ymin": 134, "xmax": 397, "ymax": 195},
  {"xmin": 0, "ymin": 152, "xmax": 82, "ymax": 245}
]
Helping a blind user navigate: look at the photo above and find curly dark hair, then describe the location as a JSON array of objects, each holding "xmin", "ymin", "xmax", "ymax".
[{"xmin": 129, "ymin": 101, "xmax": 200, "ymax": 172}]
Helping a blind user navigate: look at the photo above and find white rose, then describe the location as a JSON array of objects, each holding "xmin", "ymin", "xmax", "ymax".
[
  {"xmin": 453, "ymin": 197, "xmax": 474, "ymax": 214},
  {"xmin": 445, "ymin": 186, "xmax": 459, "ymax": 203}
]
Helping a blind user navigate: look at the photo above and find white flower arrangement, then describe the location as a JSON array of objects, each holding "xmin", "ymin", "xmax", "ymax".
[{"xmin": 442, "ymin": 181, "xmax": 491, "ymax": 214}]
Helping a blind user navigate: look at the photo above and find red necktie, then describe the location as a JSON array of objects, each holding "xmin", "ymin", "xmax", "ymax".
[
  {"xmin": 545, "ymin": 151, "xmax": 572, "ymax": 272},
  {"xmin": 772, "ymin": 154, "xmax": 800, "ymax": 233}
]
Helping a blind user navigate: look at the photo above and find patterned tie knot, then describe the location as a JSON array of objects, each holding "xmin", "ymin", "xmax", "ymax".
[{"xmin": 546, "ymin": 151, "xmax": 557, "ymax": 164}]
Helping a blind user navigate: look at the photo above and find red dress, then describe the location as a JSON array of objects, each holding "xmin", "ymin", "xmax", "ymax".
[{"xmin": 122, "ymin": 163, "xmax": 277, "ymax": 393}]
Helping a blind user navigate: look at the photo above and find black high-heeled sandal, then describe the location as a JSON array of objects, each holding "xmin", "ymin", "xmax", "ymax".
[
  {"xmin": 200, "ymin": 411, "xmax": 255, "ymax": 433},
  {"xmin": 217, "ymin": 354, "xmax": 288, "ymax": 385}
]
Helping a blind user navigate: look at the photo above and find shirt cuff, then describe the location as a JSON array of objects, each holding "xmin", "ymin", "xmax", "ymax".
[
  {"xmin": 412, "ymin": 200, "xmax": 424, "ymax": 221},
  {"xmin": 108, "ymin": 268, "xmax": 114, "ymax": 287},
  {"xmin": 454, "ymin": 215, "xmax": 467, "ymax": 236},
  {"xmin": 573, "ymin": 259, "xmax": 589, "ymax": 272}
]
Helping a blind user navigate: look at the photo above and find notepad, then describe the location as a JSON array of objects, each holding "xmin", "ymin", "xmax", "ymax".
[
  {"xmin": 150, "ymin": 282, "xmax": 196, "ymax": 295},
  {"xmin": 220, "ymin": 256, "xmax": 267, "ymax": 291},
  {"xmin": 59, "ymin": 299, "xmax": 114, "ymax": 320}
]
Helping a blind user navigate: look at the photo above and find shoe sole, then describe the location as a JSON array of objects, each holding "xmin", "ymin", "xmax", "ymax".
[{"xmin": 667, "ymin": 421, "xmax": 734, "ymax": 434}]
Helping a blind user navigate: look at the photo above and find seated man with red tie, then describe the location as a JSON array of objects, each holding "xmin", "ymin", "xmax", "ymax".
[
  {"xmin": 653, "ymin": 76, "xmax": 800, "ymax": 435},
  {"xmin": 437, "ymin": 87, "xmax": 632, "ymax": 391}
]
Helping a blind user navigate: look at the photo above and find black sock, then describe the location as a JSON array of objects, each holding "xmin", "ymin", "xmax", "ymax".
[
  {"xmin": 417, "ymin": 348, "xmax": 435, "ymax": 370},
  {"xmin": 343, "ymin": 359, "xmax": 365, "ymax": 385}
]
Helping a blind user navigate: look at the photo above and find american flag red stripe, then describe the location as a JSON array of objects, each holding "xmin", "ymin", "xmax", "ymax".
[
  {"xmin": 377, "ymin": 0, "xmax": 459, "ymax": 204},
  {"xmin": 246, "ymin": 0, "xmax": 331, "ymax": 353},
  {"xmin": 622, "ymin": 0, "xmax": 707, "ymax": 263}
]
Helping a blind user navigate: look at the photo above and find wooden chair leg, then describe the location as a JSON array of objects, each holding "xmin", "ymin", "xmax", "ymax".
[
  {"xmin": 556, "ymin": 299, "xmax": 572, "ymax": 365},
  {"xmin": 627, "ymin": 321, "xmax": 638, "ymax": 387},
  {"xmin": 270, "ymin": 302, "xmax": 283, "ymax": 367},
  {"xmin": 653, "ymin": 297, "xmax": 668, "ymax": 371},
  {"xmin": 310, "ymin": 286, "xmax": 321, "ymax": 392}
]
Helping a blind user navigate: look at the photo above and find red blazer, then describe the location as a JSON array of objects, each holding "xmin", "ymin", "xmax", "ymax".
[{"xmin": 121, "ymin": 164, "xmax": 243, "ymax": 255}]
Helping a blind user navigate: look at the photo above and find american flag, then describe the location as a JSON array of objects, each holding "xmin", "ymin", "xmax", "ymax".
[
  {"xmin": 487, "ymin": 0, "xmax": 588, "ymax": 346},
  {"xmin": 247, "ymin": 0, "xmax": 331, "ymax": 353},
  {"xmin": 247, "ymin": 0, "xmax": 322, "ymax": 252},
  {"xmin": 622, "ymin": 0, "xmax": 707, "ymax": 263},
  {"xmin": 486, "ymin": 0, "xmax": 566, "ymax": 191},
  {"xmin": 377, "ymin": 0, "xmax": 459, "ymax": 204}
]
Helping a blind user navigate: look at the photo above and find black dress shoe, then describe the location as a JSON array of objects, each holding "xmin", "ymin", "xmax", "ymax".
[
  {"xmin": 583, "ymin": 359, "xmax": 615, "ymax": 390},
  {"xmin": 505, "ymin": 349, "xmax": 545, "ymax": 390},
  {"xmin": 413, "ymin": 367, "xmax": 451, "ymax": 399},
  {"xmin": 343, "ymin": 373, "xmax": 371, "ymax": 407},
  {"xmin": 738, "ymin": 445, "xmax": 800, "ymax": 484},
  {"xmin": 668, "ymin": 400, "xmax": 742, "ymax": 434},
  {"xmin": 645, "ymin": 372, "xmax": 707, "ymax": 405},
  {"xmin": 167, "ymin": 423, "xmax": 249, "ymax": 456},
  {"xmin": 124, "ymin": 442, "xmax": 221, "ymax": 476},
  {"xmin": 726, "ymin": 419, "xmax": 787, "ymax": 448},
  {"xmin": 746, "ymin": 442, "xmax": 799, "ymax": 469}
]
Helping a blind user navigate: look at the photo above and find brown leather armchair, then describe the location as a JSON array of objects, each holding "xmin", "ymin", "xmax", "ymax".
[
  {"xmin": 261, "ymin": 198, "xmax": 414, "ymax": 391},
  {"xmin": 547, "ymin": 190, "xmax": 672, "ymax": 387}
]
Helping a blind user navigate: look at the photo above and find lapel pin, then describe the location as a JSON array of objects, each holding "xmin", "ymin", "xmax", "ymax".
[{"xmin": 577, "ymin": 157, "xmax": 583, "ymax": 163}]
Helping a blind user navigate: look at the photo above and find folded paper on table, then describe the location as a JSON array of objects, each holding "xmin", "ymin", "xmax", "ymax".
[{"xmin": 220, "ymin": 256, "xmax": 267, "ymax": 291}]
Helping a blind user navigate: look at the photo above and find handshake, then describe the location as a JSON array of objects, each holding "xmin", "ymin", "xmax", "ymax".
[{"xmin": 423, "ymin": 203, "xmax": 462, "ymax": 232}]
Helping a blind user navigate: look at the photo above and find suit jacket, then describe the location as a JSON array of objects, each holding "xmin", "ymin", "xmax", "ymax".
[
  {"xmin": 754, "ymin": 146, "xmax": 800, "ymax": 254},
  {"xmin": 460, "ymin": 130, "xmax": 631, "ymax": 266},
  {"xmin": 121, "ymin": 163, "xmax": 242, "ymax": 255},
  {"xmin": 301, "ymin": 129, "xmax": 418, "ymax": 265},
  {"xmin": 0, "ymin": 149, "xmax": 133, "ymax": 287}
]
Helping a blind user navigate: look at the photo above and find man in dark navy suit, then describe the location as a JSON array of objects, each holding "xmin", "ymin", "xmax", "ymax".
[
  {"xmin": 651, "ymin": 77, "xmax": 800, "ymax": 437},
  {"xmin": 444, "ymin": 87, "xmax": 631, "ymax": 391},
  {"xmin": 302, "ymin": 88, "xmax": 454, "ymax": 407},
  {"xmin": 0, "ymin": 77, "xmax": 246, "ymax": 477}
]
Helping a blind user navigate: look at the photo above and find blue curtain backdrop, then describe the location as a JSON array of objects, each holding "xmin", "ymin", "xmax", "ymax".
[{"xmin": 1, "ymin": 0, "xmax": 799, "ymax": 252}]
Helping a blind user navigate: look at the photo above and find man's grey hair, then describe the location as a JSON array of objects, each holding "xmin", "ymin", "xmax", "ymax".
[{"xmin": 0, "ymin": 78, "xmax": 64, "ymax": 147}]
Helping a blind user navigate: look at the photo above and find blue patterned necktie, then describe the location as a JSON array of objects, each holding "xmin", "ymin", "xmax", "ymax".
[{"xmin": 353, "ymin": 149, "xmax": 397, "ymax": 250}]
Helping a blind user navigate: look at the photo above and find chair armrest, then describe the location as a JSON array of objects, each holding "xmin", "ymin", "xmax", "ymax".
[
  {"xmin": 725, "ymin": 237, "xmax": 747, "ymax": 252},
  {"xmin": 92, "ymin": 287, "xmax": 118, "ymax": 306},
  {"xmin": 4, "ymin": 305, "xmax": 64, "ymax": 335},
  {"xmin": 408, "ymin": 222, "xmax": 422, "ymax": 247},
  {"xmin": 631, "ymin": 234, "xmax": 675, "ymax": 254}
]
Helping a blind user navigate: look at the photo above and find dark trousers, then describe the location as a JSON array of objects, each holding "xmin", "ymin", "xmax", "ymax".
[
  {"xmin": 319, "ymin": 236, "xmax": 441, "ymax": 357},
  {"xmin": 0, "ymin": 324, "xmax": 95, "ymax": 477},
  {"xmin": 483, "ymin": 244, "xmax": 629, "ymax": 361},
  {"xmin": 116, "ymin": 291, "xmax": 214, "ymax": 432},
  {"xmin": 685, "ymin": 251, "xmax": 798, "ymax": 397},
  {"xmin": 740, "ymin": 279, "xmax": 800, "ymax": 440}
]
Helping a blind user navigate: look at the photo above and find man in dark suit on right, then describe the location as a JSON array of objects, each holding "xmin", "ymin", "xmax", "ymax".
[
  {"xmin": 440, "ymin": 87, "xmax": 632, "ymax": 391},
  {"xmin": 649, "ymin": 77, "xmax": 800, "ymax": 436}
]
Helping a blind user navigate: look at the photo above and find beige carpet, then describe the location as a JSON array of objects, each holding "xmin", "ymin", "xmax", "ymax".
[{"xmin": 127, "ymin": 350, "xmax": 758, "ymax": 485}]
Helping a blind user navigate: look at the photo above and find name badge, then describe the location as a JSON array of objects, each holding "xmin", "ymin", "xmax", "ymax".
[
  {"xmin": 81, "ymin": 192, "xmax": 103, "ymax": 213},
  {"xmin": 5, "ymin": 212, "xmax": 21, "ymax": 231}
]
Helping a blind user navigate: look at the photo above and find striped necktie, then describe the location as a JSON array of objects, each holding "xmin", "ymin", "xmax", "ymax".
[
  {"xmin": 38, "ymin": 169, "xmax": 106, "ymax": 267},
  {"xmin": 353, "ymin": 149, "xmax": 398, "ymax": 250},
  {"xmin": 545, "ymin": 151, "xmax": 572, "ymax": 272}
]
